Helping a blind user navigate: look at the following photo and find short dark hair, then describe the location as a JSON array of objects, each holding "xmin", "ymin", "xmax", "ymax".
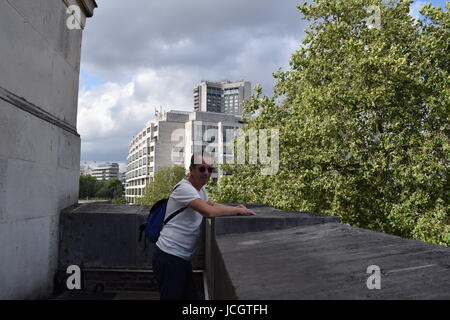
[{"xmin": 190, "ymin": 151, "xmax": 213, "ymax": 167}]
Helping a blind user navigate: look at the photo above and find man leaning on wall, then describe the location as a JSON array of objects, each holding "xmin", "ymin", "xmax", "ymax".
[{"xmin": 153, "ymin": 151, "xmax": 256, "ymax": 300}]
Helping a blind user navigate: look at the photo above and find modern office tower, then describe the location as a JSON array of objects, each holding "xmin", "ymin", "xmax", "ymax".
[
  {"xmin": 91, "ymin": 163, "xmax": 120, "ymax": 180},
  {"xmin": 193, "ymin": 80, "xmax": 251, "ymax": 116},
  {"xmin": 125, "ymin": 110, "xmax": 242, "ymax": 204}
]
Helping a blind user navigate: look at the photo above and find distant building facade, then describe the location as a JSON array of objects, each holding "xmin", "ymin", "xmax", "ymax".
[
  {"xmin": 91, "ymin": 162, "xmax": 119, "ymax": 180},
  {"xmin": 80, "ymin": 164, "xmax": 92, "ymax": 176},
  {"xmin": 125, "ymin": 110, "xmax": 243, "ymax": 204},
  {"xmin": 194, "ymin": 80, "xmax": 251, "ymax": 116}
]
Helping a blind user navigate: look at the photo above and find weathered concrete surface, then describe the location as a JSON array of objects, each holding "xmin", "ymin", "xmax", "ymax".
[
  {"xmin": 53, "ymin": 268, "xmax": 204, "ymax": 298},
  {"xmin": 0, "ymin": 0, "xmax": 96, "ymax": 299},
  {"xmin": 56, "ymin": 203, "xmax": 449, "ymax": 300},
  {"xmin": 215, "ymin": 218, "xmax": 450, "ymax": 299},
  {"xmin": 215, "ymin": 204, "xmax": 340, "ymax": 235},
  {"xmin": 59, "ymin": 203, "xmax": 205, "ymax": 270},
  {"xmin": 57, "ymin": 203, "xmax": 206, "ymax": 298}
]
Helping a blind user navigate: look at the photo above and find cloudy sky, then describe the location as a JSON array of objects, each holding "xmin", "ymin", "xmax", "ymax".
[{"xmin": 77, "ymin": 0, "xmax": 447, "ymax": 172}]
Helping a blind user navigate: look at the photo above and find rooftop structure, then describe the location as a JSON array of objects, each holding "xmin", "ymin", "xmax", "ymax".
[
  {"xmin": 91, "ymin": 162, "xmax": 120, "ymax": 181},
  {"xmin": 194, "ymin": 80, "xmax": 251, "ymax": 116}
]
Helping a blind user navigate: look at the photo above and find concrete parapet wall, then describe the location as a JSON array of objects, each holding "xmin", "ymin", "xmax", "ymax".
[
  {"xmin": 214, "ymin": 204, "xmax": 340, "ymax": 236},
  {"xmin": 56, "ymin": 203, "xmax": 449, "ymax": 300},
  {"xmin": 58, "ymin": 204, "xmax": 205, "ymax": 270},
  {"xmin": 213, "ymin": 208, "xmax": 450, "ymax": 300},
  {"xmin": 209, "ymin": 204, "xmax": 340, "ymax": 299}
]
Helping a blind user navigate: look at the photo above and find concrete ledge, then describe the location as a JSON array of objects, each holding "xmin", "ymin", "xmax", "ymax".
[
  {"xmin": 214, "ymin": 204, "xmax": 340, "ymax": 235},
  {"xmin": 214, "ymin": 222, "xmax": 450, "ymax": 299}
]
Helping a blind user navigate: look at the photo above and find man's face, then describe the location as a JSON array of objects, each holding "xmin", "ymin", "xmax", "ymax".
[{"xmin": 190, "ymin": 159, "xmax": 214, "ymax": 187}]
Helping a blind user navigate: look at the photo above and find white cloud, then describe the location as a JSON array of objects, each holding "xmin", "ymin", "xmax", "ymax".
[
  {"xmin": 78, "ymin": 0, "xmax": 308, "ymax": 163},
  {"xmin": 77, "ymin": 67, "xmax": 200, "ymax": 161}
]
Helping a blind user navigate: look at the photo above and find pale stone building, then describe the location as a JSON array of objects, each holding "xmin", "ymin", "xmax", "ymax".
[
  {"xmin": 0, "ymin": 0, "xmax": 97, "ymax": 299},
  {"xmin": 80, "ymin": 164, "xmax": 92, "ymax": 176},
  {"xmin": 125, "ymin": 110, "xmax": 242, "ymax": 204},
  {"xmin": 91, "ymin": 162, "xmax": 120, "ymax": 181}
]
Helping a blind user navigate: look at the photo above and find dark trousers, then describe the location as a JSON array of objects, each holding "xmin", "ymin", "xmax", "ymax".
[{"xmin": 152, "ymin": 246, "xmax": 199, "ymax": 300}]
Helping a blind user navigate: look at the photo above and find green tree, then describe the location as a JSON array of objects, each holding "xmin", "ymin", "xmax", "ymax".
[
  {"xmin": 79, "ymin": 176, "xmax": 124, "ymax": 199},
  {"xmin": 79, "ymin": 174, "xmax": 97, "ymax": 198},
  {"xmin": 137, "ymin": 165, "xmax": 187, "ymax": 206},
  {"xmin": 95, "ymin": 180, "xmax": 109, "ymax": 198},
  {"xmin": 95, "ymin": 178, "xmax": 124, "ymax": 199},
  {"xmin": 112, "ymin": 197, "xmax": 127, "ymax": 204},
  {"xmin": 108, "ymin": 178, "xmax": 125, "ymax": 199},
  {"xmin": 211, "ymin": 0, "xmax": 449, "ymax": 246}
]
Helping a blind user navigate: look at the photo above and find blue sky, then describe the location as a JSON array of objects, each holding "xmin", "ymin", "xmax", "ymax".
[{"xmin": 78, "ymin": 0, "xmax": 448, "ymax": 171}]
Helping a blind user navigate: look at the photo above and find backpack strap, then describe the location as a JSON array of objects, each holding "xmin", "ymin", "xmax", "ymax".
[
  {"xmin": 172, "ymin": 182, "xmax": 182, "ymax": 192},
  {"xmin": 162, "ymin": 182, "xmax": 187, "ymax": 225},
  {"xmin": 163, "ymin": 206, "xmax": 187, "ymax": 225}
]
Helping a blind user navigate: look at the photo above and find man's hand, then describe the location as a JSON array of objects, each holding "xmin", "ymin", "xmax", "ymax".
[
  {"xmin": 191, "ymin": 200, "xmax": 256, "ymax": 218},
  {"xmin": 236, "ymin": 205, "xmax": 256, "ymax": 216}
]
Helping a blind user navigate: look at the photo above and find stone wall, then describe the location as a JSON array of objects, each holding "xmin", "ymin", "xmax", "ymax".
[{"xmin": 0, "ymin": 0, "xmax": 96, "ymax": 299}]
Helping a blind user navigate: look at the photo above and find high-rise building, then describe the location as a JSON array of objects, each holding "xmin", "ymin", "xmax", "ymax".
[
  {"xmin": 125, "ymin": 110, "xmax": 243, "ymax": 204},
  {"xmin": 193, "ymin": 80, "xmax": 251, "ymax": 116},
  {"xmin": 91, "ymin": 163, "xmax": 120, "ymax": 180}
]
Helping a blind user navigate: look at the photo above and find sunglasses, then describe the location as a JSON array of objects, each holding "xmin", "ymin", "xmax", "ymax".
[{"xmin": 198, "ymin": 166, "xmax": 214, "ymax": 173}]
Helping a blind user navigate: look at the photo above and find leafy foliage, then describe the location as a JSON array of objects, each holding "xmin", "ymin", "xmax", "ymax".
[
  {"xmin": 111, "ymin": 197, "xmax": 127, "ymax": 204},
  {"xmin": 79, "ymin": 175, "xmax": 124, "ymax": 200},
  {"xmin": 137, "ymin": 165, "xmax": 187, "ymax": 206},
  {"xmin": 210, "ymin": 0, "xmax": 449, "ymax": 246}
]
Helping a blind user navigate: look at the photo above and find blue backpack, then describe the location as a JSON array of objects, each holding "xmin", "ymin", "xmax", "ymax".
[{"xmin": 138, "ymin": 184, "xmax": 186, "ymax": 245}]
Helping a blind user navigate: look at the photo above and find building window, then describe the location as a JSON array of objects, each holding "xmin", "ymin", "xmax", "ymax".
[{"xmin": 223, "ymin": 126, "xmax": 235, "ymax": 142}]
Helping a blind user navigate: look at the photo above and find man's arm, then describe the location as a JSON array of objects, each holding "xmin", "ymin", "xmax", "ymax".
[
  {"xmin": 188, "ymin": 199, "xmax": 256, "ymax": 218},
  {"xmin": 207, "ymin": 201, "xmax": 232, "ymax": 210}
]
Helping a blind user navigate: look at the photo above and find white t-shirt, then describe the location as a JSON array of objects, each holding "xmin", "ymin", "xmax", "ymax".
[{"xmin": 156, "ymin": 178, "xmax": 209, "ymax": 261}]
